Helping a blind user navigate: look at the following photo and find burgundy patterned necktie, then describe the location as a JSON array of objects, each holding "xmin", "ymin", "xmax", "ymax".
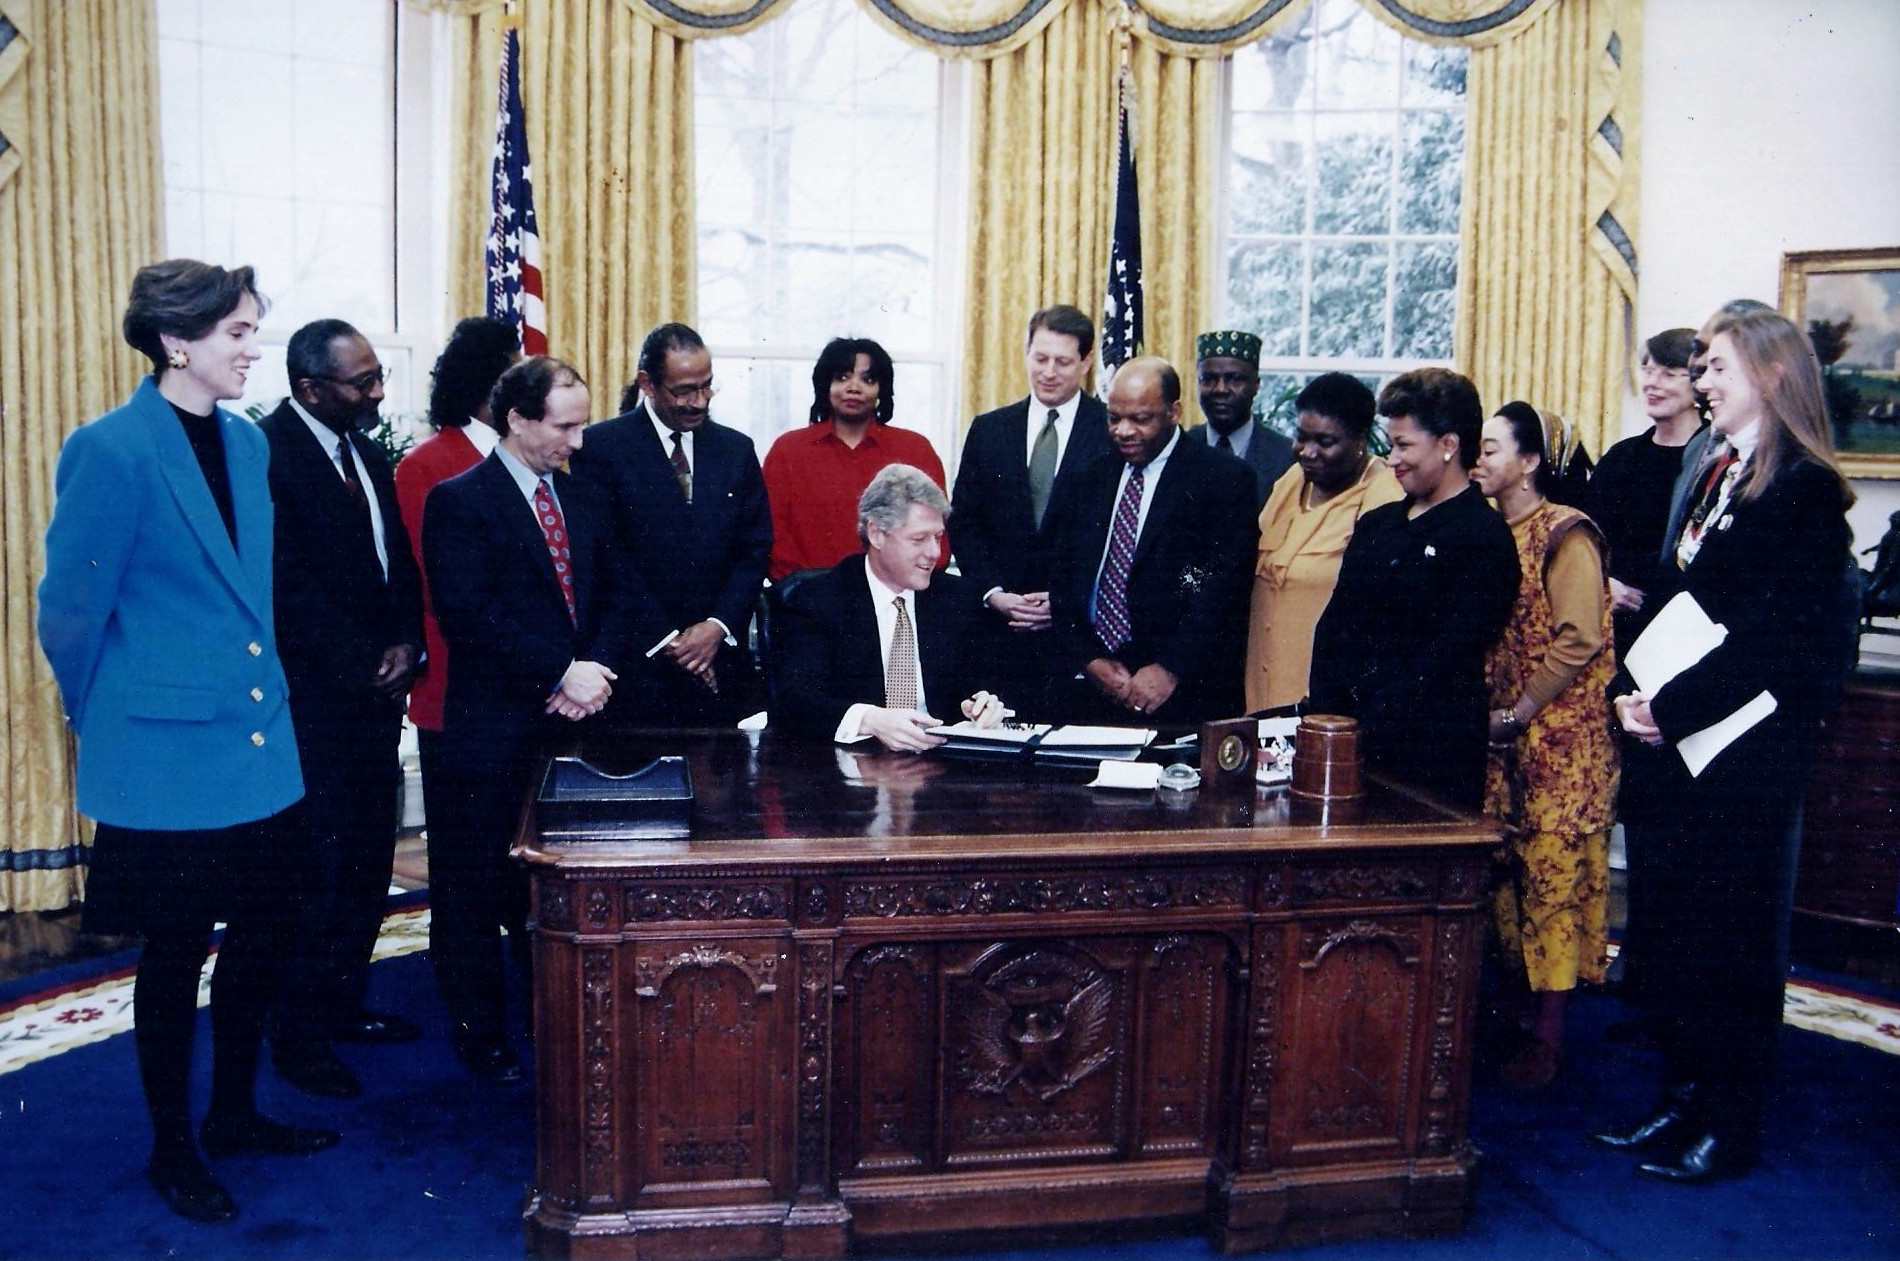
[
  {"xmin": 533, "ymin": 478, "xmax": 577, "ymax": 626},
  {"xmin": 1091, "ymin": 465, "xmax": 1144, "ymax": 652}
]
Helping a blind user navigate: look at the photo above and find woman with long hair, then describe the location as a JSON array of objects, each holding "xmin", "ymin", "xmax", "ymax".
[
  {"xmin": 38, "ymin": 261, "xmax": 338, "ymax": 1222},
  {"xmin": 762, "ymin": 336, "xmax": 946, "ymax": 579},
  {"xmin": 1593, "ymin": 307, "xmax": 1855, "ymax": 1182},
  {"xmin": 1472, "ymin": 402, "xmax": 1619, "ymax": 1089}
]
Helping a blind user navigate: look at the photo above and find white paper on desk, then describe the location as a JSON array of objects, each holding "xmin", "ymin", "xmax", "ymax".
[
  {"xmin": 925, "ymin": 720, "xmax": 1051, "ymax": 743},
  {"xmin": 1624, "ymin": 591, "xmax": 1728, "ymax": 694},
  {"xmin": 1042, "ymin": 725, "xmax": 1156, "ymax": 748},
  {"xmin": 1676, "ymin": 689, "xmax": 1777, "ymax": 778},
  {"xmin": 1088, "ymin": 761, "xmax": 1162, "ymax": 790}
]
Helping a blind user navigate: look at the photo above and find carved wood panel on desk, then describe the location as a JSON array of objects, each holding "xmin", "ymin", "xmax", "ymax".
[{"xmin": 519, "ymin": 732, "xmax": 1495, "ymax": 1260}]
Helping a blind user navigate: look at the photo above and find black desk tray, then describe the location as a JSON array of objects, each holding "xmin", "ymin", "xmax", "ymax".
[{"xmin": 536, "ymin": 755, "xmax": 693, "ymax": 840}]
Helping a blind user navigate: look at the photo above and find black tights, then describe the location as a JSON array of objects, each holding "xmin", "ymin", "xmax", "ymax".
[{"xmin": 133, "ymin": 913, "xmax": 286, "ymax": 1156}]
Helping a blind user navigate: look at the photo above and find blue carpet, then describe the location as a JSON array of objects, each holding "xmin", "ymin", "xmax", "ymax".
[{"xmin": 1, "ymin": 953, "xmax": 1897, "ymax": 1260}]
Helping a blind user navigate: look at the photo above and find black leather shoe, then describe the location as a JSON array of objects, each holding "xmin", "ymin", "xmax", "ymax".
[
  {"xmin": 200, "ymin": 1112, "xmax": 341, "ymax": 1158},
  {"xmin": 1637, "ymin": 1133, "xmax": 1755, "ymax": 1184},
  {"xmin": 454, "ymin": 1033, "xmax": 525, "ymax": 1085},
  {"xmin": 1588, "ymin": 1105, "xmax": 1692, "ymax": 1153},
  {"xmin": 147, "ymin": 1153, "xmax": 238, "ymax": 1223},
  {"xmin": 273, "ymin": 1041, "xmax": 363, "ymax": 1099},
  {"xmin": 332, "ymin": 1010, "xmax": 424, "ymax": 1043},
  {"xmin": 1601, "ymin": 1018, "xmax": 1653, "ymax": 1045}
]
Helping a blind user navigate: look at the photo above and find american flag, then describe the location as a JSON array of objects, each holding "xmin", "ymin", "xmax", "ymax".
[
  {"xmin": 1100, "ymin": 67, "xmax": 1143, "ymax": 382},
  {"xmin": 486, "ymin": 26, "xmax": 547, "ymax": 355}
]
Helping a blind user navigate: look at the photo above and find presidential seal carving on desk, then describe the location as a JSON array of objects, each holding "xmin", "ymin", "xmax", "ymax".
[{"xmin": 960, "ymin": 949, "xmax": 1116, "ymax": 1104}]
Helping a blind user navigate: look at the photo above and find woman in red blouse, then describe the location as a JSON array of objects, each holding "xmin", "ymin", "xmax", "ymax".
[{"xmin": 762, "ymin": 336, "xmax": 947, "ymax": 579}]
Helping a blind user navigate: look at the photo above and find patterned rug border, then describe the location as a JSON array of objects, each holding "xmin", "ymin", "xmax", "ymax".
[{"xmin": 4, "ymin": 905, "xmax": 1898, "ymax": 1075}]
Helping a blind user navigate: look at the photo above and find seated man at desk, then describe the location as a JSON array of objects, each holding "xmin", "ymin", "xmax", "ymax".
[{"xmin": 774, "ymin": 463, "xmax": 1008, "ymax": 751}]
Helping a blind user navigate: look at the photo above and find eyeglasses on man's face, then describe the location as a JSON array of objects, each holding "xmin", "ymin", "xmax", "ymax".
[
  {"xmin": 318, "ymin": 367, "xmax": 388, "ymax": 393},
  {"xmin": 663, "ymin": 380, "xmax": 717, "ymax": 403}
]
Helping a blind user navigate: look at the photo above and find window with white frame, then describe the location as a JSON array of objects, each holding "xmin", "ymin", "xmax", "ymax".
[
  {"xmin": 1222, "ymin": 0, "xmax": 1466, "ymax": 428},
  {"xmin": 155, "ymin": 0, "xmax": 441, "ymax": 423},
  {"xmin": 695, "ymin": 0, "xmax": 962, "ymax": 470}
]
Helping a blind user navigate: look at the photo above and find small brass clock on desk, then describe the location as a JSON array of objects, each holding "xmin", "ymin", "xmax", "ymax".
[{"xmin": 1200, "ymin": 717, "xmax": 1257, "ymax": 794}]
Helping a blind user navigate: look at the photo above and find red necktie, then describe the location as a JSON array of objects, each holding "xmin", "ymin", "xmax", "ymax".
[
  {"xmin": 669, "ymin": 431, "xmax": 692, "ymax": 503},
  {"xmin": 533, "ymin": 478, "xmax": 577, "ymax": 626},
  {"xmin": 1092, "ymin": 465, "xmax": 1144, "ymax": 652}
]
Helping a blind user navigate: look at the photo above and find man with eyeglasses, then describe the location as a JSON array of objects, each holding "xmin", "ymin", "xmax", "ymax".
[
  {"xmin": 1045, "ymin": 356, "xmax": 1259, "ymax": 725},
  {"xmin": 257, "ymin": 319, "xmax": 424, "ymax": 1099},
  {"xmin": 568, "ymin": 322, "xmax": 771, "ymax": 726}
]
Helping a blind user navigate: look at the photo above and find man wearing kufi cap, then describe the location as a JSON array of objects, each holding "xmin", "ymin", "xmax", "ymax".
[{"xmin": 1195, "ymin": 329, "xmax": 1294, "ymax": 511}]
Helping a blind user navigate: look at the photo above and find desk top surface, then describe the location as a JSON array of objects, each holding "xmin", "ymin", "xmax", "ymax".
[{"xmin": 516, "ymin": 730, "xmax": 1498, "ymax": 870}]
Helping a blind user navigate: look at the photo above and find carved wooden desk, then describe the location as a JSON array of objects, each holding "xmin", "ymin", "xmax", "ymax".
[{"xmin": 515, "ymin": 732, "xmax": 1498, "ymax": 1259}]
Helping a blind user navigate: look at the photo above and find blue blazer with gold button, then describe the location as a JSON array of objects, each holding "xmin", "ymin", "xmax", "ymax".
[{"xmin": 38, "ymin": 377, "xmax": 304, "ymax": 829}]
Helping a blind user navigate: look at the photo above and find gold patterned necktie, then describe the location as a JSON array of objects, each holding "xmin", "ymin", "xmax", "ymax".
[
  {"xmin": 885, "ymin": 595, "xmax": 919, "ymax": 711},
  {"xmin": 669, "ymin": 431, "xmax": 692, "ymax": 503}
]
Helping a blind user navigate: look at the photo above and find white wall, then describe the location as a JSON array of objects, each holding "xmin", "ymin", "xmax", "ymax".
[{"xmin": 1637, "ymin": 0, "xmax": 1900, "ymax": 554}]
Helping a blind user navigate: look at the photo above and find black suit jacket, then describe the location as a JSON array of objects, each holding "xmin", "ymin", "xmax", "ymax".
[
  {"xmin": 1047, "ymin": 433, "xmax": 1259, "ymax": 722},
  {"xmin": 774, "ymin": 556, "xmax": 986, "ymax": 740},
  {"xmin": 566, "ymin": 406, "xmax": 772, "ymax": 649},
  {"xmin": 258, "ymin": 402, "xmax": 423, "ymax": 740},
  {"xmin": 950, "ymin": 394, "xmax": 1110, "ymax": 599},
  {"xmin": 423, "ymin": 454, "xmax": 631, "ymax": 743},
  {"xmin": 1205, "ymin": 419, "xmax": 1295, "ymax": 512}
]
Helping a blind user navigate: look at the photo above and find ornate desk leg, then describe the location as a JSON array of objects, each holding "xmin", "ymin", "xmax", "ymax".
[{"xmin": 785, "ymin": 887, "xmax": 850, "ymax": 1258}]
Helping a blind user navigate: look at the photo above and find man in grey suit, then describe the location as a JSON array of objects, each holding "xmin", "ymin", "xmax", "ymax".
[{"xmin": 1194, "ymin": 330, "xmax": 1294, "ymax": 511}]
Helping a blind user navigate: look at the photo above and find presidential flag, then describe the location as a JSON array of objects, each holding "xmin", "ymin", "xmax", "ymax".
[
  {"xmin": 1100, "ymin": 67, "xmax": 1143, "ymax": 382},
  {"xmin": 486, "ymin": 26, "xmax": 547, "ymax": 355}
]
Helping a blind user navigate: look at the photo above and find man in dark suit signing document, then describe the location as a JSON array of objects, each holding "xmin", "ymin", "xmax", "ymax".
[{"xmin": 774, "ymin": 463, "xmax": 1009, "ymax": 751}]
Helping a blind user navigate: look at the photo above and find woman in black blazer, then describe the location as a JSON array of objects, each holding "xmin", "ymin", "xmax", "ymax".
[
  {"xmin": 1593, "ymin": 307, "xmax": 1855, "ymax": 1183},
  {"xmin": 1307, "ymin": 368, "xmax": 1521, "ymax": 809}
]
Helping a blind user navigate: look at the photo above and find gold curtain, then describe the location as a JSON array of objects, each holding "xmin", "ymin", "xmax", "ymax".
[
  {"xmin": 1456, "ymin": 0, "xmax": 1639, "ymax": 460},
  {"xmin": 0, "ymin": 0, "xmax": 163, "ymax": 911},
  {"xmin": 960, "ymin": 1, "xmax": 1218, "ymax": 419},
  {"xmin": 435, "ymin": 0, "xmax": 696, "ymax": 404}
]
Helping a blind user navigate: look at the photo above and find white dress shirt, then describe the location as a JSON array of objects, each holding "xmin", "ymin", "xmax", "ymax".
[
  {"xmin": 836, "ymin": 558, "xmax": 930, "ymax": 743},
  {"xmin": 290, "ymin": 398, "xmax": 388, "ymax": 579}
]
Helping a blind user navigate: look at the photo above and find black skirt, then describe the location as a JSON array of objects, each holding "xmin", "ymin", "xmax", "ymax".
[{"xmin": 82, "ymin": 804, "xmax": 307, "ymax": 937}]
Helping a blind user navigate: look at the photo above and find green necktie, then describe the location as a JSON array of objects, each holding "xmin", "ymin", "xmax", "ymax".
[{"xmin": 1028, "ymin": 407, "xmax": 1059, "ymax": 527}]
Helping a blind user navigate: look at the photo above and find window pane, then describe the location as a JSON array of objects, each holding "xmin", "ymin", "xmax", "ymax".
[
  {"xmin": 1402, "ymin": 38, "xmax": 1467, "ymax": 108},
  {"xmin": 1313, "ymin": 0, "xmax": 1399, "ymax": 110},
  {"xmin": 1229, "ymin": 112, "xmax": 1308, "ymax": 236},
  {"xmin": 1227, "ymin": 241, "xmax": 1305, "ymax": 357},
  {"xmin": 1393, "ymin": 240, "xmax": 1458, "ymax": 360},
  {"xmin": 695, "ymin": 0, "xmax": 949, "ymax": 460},
  {"xmin": 1398, "ymin": 108, "xmax": 1463, "ymax": 235},
  {"xmin": 1231, "ymin": 23, "xmax": 1314, "ymax": 112},
  {"xmin": 1312, "ymin": 113, "xmax": 1392, "ymax": 236},
  {"xmin": 1308, "ymin": 241, "xmax": 1387, "ymax": 358}
]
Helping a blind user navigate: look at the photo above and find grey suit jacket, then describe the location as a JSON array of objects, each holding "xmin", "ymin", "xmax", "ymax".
[
  {"xmin": 1202, "ymin": 419, "xmax": 1294, "ymax": 512},
  {"xmin": 1660, "ymin": 425, "xmax": 1715, "ymax": 563}
]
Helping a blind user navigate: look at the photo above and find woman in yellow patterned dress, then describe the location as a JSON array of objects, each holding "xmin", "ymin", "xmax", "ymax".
[{"xmin": 1472, "ymin": 402, "xmax": 1619, "ymax": 1088}]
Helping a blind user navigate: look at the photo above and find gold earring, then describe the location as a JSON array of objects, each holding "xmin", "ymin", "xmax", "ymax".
[
  {"xmin": 1521, "ymin": 477, "xmax": 1531, "ymax": 491},
  {"xmin": 166, "ymin": 348, "xmax": 188, "ymax": 369}
]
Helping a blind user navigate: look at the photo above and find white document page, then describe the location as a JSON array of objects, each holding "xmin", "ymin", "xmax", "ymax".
[{"xmin": 1622, "ymin": 590, "xmax": 1777, "ymax": 777}]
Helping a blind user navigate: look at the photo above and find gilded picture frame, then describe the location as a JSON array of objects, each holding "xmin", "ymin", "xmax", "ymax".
[{"xmin": 1779, "ymin": 246, "xmax": 1900, "ymax": 479}]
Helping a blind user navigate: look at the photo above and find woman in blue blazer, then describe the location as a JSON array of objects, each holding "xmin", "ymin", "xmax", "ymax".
[{"xmin": 38, "ymin": 261, "xmax": 335, "ymax": 1222}]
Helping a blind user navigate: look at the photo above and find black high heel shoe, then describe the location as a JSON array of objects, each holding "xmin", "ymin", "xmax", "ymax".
[
  {"xmin": 146, "ymin": 1151, "xmax": 237, "ymax": 1223},
  {"xmin": 1636, "ymin": 1132, "xmax": 1756, "ymax": 1184}
]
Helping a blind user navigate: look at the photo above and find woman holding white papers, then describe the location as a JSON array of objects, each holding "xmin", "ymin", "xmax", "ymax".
[
  {"xmin": 1593, "ymin": 307, "xmax": 1855, "ymax": 1184},
  {"xmin": 1473, "ymin": 403, "xmax": 1618, "ymax": 1090}
]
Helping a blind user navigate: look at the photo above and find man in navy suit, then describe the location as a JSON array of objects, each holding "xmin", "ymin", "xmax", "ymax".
[
  {"xmin": 258, "ymin": 320, "xmax": 424, "ymax": 1099},
  {"xmin": 776, "ymin": 464, "xmax": 1008, "ymax": 751},
  {"xmin": 567, "ymin": 323, "xmax": 771, "ymax": 726},
  {"xmin": 1047, "ymin": 357, "xmax": 1259, "ymax": 726},
  {"xmin": 1193, "ymin": 329, "xmax": 1294, "ymax": 512},
  {"xmin": 950, "ymin": 305, "xmax": 1111, "ymax": 704},
  {"xmin": 422, "ymin": 356, "xmax": 627, "ymax": 1082}
]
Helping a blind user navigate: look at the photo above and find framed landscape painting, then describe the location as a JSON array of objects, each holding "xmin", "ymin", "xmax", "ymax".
[{"xmin": 1780, "ymin": 246, "xmax": 1900, "ymax": 478}]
